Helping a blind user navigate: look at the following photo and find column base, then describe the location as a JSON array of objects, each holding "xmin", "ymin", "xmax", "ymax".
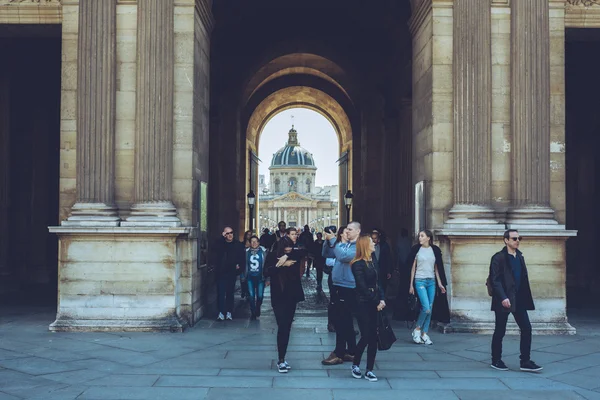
[
  {"xmin": 49, "ymin": 316, "xmax": 186, "ymax": 332},
  {"xmin": 121, "ymin": 202, "xmax": 181, "ymax": 227},
  {"xmin": 506, "ymin": 206, "xmax": 562, "ymax": 229},
  {"xmin": 62, "ymin": 202, "xmax": 120, "ymax": 227},
  {"xmin": 439, "ymin": 321, "xmax": 576, "ymax": 335},
  {"xmin": 444, "ymin": 204, "xmax": 504, "ymax": 229}
]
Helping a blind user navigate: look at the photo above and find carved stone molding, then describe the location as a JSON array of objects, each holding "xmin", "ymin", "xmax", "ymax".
[
  {"xmin": 0, "ymin": 0, "xmax": 62, "ymax": 23},
  {"xmin": 567, "ymin": 0, "xmax": 600, "ymax": 6}
]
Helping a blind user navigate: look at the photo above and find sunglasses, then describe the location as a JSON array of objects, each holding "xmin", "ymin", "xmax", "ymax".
[
  {"xmin": 224, "ymin": 231, "xmax": 234, "ymax": 235},
  {"xmin": 508, "ymin": 237, "xmax": 523, "ymax": 241}
]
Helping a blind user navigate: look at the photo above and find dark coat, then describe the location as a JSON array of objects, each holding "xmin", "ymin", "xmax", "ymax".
[
  {"xmin": 352, "ymin": 258, "xmax": 385, "ymax": 305},
  {"xmin": 490, "ymin": 247, "xmax": 535, "ymax": 313},
  {"xmin": 263, "ymin": 239, "xmax": 306, "ymax": 305},
  {"xmin": 210, "ymin": 237, "xmax": 245, "ymax": 277},
  {"xmin": 376, "ymin": 241, "xmax": 393, "ymax": 278},
  {"xmin": 407, "ymin": 244, "xmax": 450, "ymax": 323}
]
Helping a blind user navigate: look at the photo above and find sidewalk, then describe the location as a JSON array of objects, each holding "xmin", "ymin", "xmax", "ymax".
[{"xmin": 1, "ymin": 277, "xmax": 600, "ymax": 399}]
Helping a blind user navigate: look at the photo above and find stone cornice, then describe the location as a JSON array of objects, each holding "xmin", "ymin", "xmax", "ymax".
[
  {"xmin": 567, "ymin": 0, "xmax": 600, "ymax": 6},
  {"xmin": 566, "ymin": 0, "xmax": 600, "ymax": 26},
  {"xmin": 0, "ymin": 0, "xmax": 62, "ymax": 23}
]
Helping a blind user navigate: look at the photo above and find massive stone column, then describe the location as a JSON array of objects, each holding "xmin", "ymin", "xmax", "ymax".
[
  {"xmin": 446, "ymin": 0, "xmax": 498, "ymax": 226},
  {"xmin": 124, "ymin": 0, "xmax": 180, "ymax": 227},
  {"xmin": 63, "ymin": 0, "xmax": 119, "ymax": 226},
  {"xmin": 507, "ymin": 0, "xmax": 557, "ymax": 226}
]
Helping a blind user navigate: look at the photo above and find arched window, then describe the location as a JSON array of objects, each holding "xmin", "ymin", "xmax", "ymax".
[
  {"xmin": 274, "ymin": 179, "xmax": 280, "ymax": 193},
  {"xmin": 306, "ymin": 178, "xmax": 311, "ymax": 193},
  {"xmin": 289, "ymin": 177, "xmax": 297, "ymax": 192}
]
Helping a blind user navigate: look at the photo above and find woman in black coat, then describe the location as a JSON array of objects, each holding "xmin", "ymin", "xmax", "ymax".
[
  {"xmin": 407, "ymin": 230, "xmax": 449, "ymax": 343},
  {"xmin": 350, "ymin": 234, "xmax": 386, "ymax": 382},
  {"xmin": 263, "ymin": 227, "xmax": 306, "ymax": 374}
]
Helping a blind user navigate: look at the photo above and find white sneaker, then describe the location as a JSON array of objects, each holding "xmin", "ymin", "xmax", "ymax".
[
  {"xmin": 422, "ymin": 333, "xmax": 433, "ymax": 345},
  {"xmin": 226, "ymin": 312, "xmax": 233, "ymax": 320},
  {"xmin": 217, "ymin": 312, "xmax": 225, "ymax": 321},
  {"xmin": 412, "ymin": 329, "xmax": 423, "ymax": 344}
]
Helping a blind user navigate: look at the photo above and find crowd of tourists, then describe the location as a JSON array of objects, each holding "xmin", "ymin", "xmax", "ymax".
[{"xmin": 210, "ymin": 220, "xmax": 543, "ymax": 381}]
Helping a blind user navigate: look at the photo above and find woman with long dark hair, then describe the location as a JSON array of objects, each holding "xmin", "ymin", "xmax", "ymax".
[
  {"xmin": 350, "ymin": 234, "xmax": 386, "ymax": 382},
  {"xmin": 263, "ymin": 227, "xmax": 306, "ymax": 373},
  {"xmin": 408, "ymin": 229, "xmax": 448, "ymax": 345}
]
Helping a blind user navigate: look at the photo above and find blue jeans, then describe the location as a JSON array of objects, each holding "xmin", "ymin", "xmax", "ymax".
[
  {"xmin": 415, "ymin": 278, "xmax": 436, "ymax": 333},
  {"xmin": 247, "ymin": 276, "xmax": 265, "ymax": 315}
]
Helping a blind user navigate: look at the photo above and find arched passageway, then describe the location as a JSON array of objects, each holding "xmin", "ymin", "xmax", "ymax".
[{"xmin": 208, "ymin": 1, "xmax": 414, "ymax": 246}]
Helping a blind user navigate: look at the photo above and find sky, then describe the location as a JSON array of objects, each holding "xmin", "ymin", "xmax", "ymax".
[{"xmin": 258, "ymin": 108, "xmax": 340, "ymax": 187}]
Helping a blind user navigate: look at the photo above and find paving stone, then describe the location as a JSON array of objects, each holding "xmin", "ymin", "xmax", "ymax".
[
  {"xmin": 454, "ymin": 390, "xmax": 586, "ymax": 399},
  {"xmin": 549, "ymin": 372, "xmax": 600, "ymax": 390},
  {"xmin": 78, "ymin": 386, "xmax": 209, "ymax": 400},
  {"xmin": 500, "ymin": 377, "xmax": 584, "ymax": 391},
  {"xmin": 40, "ymin": 368, "xmax": 109, "ymax": 384},
  {"xmin": 205, "ymin": 388, "xmax": 333, "ymax": 400},
  {"xmin": 388, "ymin": 378, "xmax": 508, "ymax": 390},
  {"xmin": 0, "ymin": 356, "xmax": 80, "ymax": 375},
  {"xmin": 332, "ymin": 389, "xmax": 459, "ymax": 399},
  {"xmin": 559, "ymin": 353, "xmax": 600, "ymax": 368},
  {"xmin": 437, "ymin": 369, "xmax": 530, "ymax": 378},
  {"xmin": 85, "ymin": 374, "xmax": 160, "ymax": 387},
  {"xmin": 124, "ymin": 367, "xmax": 220, "ymax": 376},
  {"xmin": 327, "ymin": 369, "xmax": 439, "ymax": 379},
  {"xmin": 219, "ymin": 368, "xmax": 327, "ymax": 377},
  {"xmin": 80, "ymin": 348, "xmax": 163, "ymax": 367},
  {"xmin": 273, "ymin": 376, "xmax": 391, "ymax": 389},
  {"xmin": 575, "ymin": 389, "xmax": 600, "ymax": 400},
  {"xmin": 155, "ymin": 375, "xmax": 273, "ymax": 388},
  {"xmin": 65, "ymin": 358, "xmax": 131, "ymax": 373},
  {"xmin": 375, "ymin": 360, "xmax": 486, "ymax": 371},
  {"xmin": 0, "ymin": 392, "xmax": 21, "ymax": 400}
]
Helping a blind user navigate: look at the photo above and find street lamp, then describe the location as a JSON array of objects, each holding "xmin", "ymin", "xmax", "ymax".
[
  {"xmin": 344, "ymin": 190, "xmax": 353, "ymax": 223},
  {"xmin": 247, "ymin": 190, "xmax": 256, "ymax": 232}
]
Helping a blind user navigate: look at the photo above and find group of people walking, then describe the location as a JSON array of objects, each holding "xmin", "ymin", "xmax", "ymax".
[{"xmin": 211, "ymin": 222, "xmax": 543, "ymax": 379}]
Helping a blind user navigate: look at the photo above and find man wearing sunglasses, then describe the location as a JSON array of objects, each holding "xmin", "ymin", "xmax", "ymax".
[
  {"xmin": 489, "ymin": 229, "xmax": 542, "ymax": 372},
  {"xmin": 211, "ymin": 226, "xmax": 245, "ymax": 321}
]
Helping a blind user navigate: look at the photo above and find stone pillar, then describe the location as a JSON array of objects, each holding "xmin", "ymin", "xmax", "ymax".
[
  {"xmin": 507, "ymin": 0, "xmax": 558, "ymax": 226},
  {"xmin": 63, "ymin": 0, "xmax": 119, "ymax": 226},
  {"xmin": 446, "ymin": 0, "xmax": 499, "ymax": 227},
  {"xmin": 0, "ymin": 73, "xmax": 10, "ymax": 286},
  {"xmin": 124, "ymin": 0, "xmax": 181, "ymax": 227}
]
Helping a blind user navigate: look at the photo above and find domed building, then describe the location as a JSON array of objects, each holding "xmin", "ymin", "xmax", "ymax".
[{"xmin": 259, "ymin": 126, "xmax": 338, "ymax": 230}]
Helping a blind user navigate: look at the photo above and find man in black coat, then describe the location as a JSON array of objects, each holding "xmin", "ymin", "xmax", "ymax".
[
  {"xmin": 489, "ymin": 229, "xmax": 542, "ymax": 372},
  {"xmin": 211, "ymin": 226, "xmax": 245, "ymax": 321}
]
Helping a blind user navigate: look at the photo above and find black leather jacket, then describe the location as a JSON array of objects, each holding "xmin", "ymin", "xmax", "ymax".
[{"xmin": 351, "ymin": 258, "xmax": 385, "ymax": 304}]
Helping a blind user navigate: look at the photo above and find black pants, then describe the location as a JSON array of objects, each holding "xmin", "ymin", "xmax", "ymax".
[
  {"xmin": 492, "ymin": 308, "xmax": 532, "ymax": 362},
  {"xmin": 314, "ymin": 260, "xmax": 324, "ymax": 288},
  {"xmin": 334, "ymin": 285, "xmax": 357, "ymax": 358},
  {"xmin": 354, "ymin": 301, "xmax": 378, "ymax": 371},
  {"xmin": 327, "ymin": 274, "xmax": 336, "ymax": 327},
  {"xmin": 305, "ymin": 258, "xmax": 313, "ymax": 277},
  {"xmin": 217, "ymin": 275, "xmax": 236, "ymax": 314},
  {"xmin": 273, "ymin": 300, "xmax": 297, "ymax": 362}
]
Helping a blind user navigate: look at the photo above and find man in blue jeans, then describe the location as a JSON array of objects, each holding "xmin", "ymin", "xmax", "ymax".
[
  {"xmin": 489, "ymin": 229, "xmax": 542, "ymax": 372},
  {"xmin": 211, "ymin": 226, "xmax": 245, "ymax": 321},
  {"xmin": 244, "ymin": 235, "xmax": 268, "ymax": 320}
]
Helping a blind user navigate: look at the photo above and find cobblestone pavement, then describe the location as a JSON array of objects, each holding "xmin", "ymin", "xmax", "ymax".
[{"xmin": 1, "ymin": 272, "xmax": 600, "ymax": 400}]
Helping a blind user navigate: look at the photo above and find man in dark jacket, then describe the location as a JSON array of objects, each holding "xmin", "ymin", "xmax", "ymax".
[
  {"xmin": 371, "ymin": 231, "xmax": 392, "ymax": 291},
  {"xmin": 211, "ymin": 226, "xmax": 245, "ymax": 321},
  {"xmin": 489, "ymin": 229, "xmax": 542, "ymax": 372}
]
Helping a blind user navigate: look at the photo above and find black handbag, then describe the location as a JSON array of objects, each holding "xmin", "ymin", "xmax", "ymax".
[
  {"xmin": 407, "ymin": 293, "xmax": 419, "ymax": 312},
  {"xmin": 377, "ymin": 311, "xmax": 397, "ymax": 351}
]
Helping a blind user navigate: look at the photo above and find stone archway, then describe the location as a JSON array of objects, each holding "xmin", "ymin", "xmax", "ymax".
[{"xmin": 243, "ymin": 85, "xmax": 354, "ymax": 232}]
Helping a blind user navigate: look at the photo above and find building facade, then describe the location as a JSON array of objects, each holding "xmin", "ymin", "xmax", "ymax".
[
  {"xmin": 1, "ymin": 0, "xmax": 599, "ymax": 333},
  {"xmin": 258, "ymin": 126, "xmax": 338, "ymax": 230}
]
